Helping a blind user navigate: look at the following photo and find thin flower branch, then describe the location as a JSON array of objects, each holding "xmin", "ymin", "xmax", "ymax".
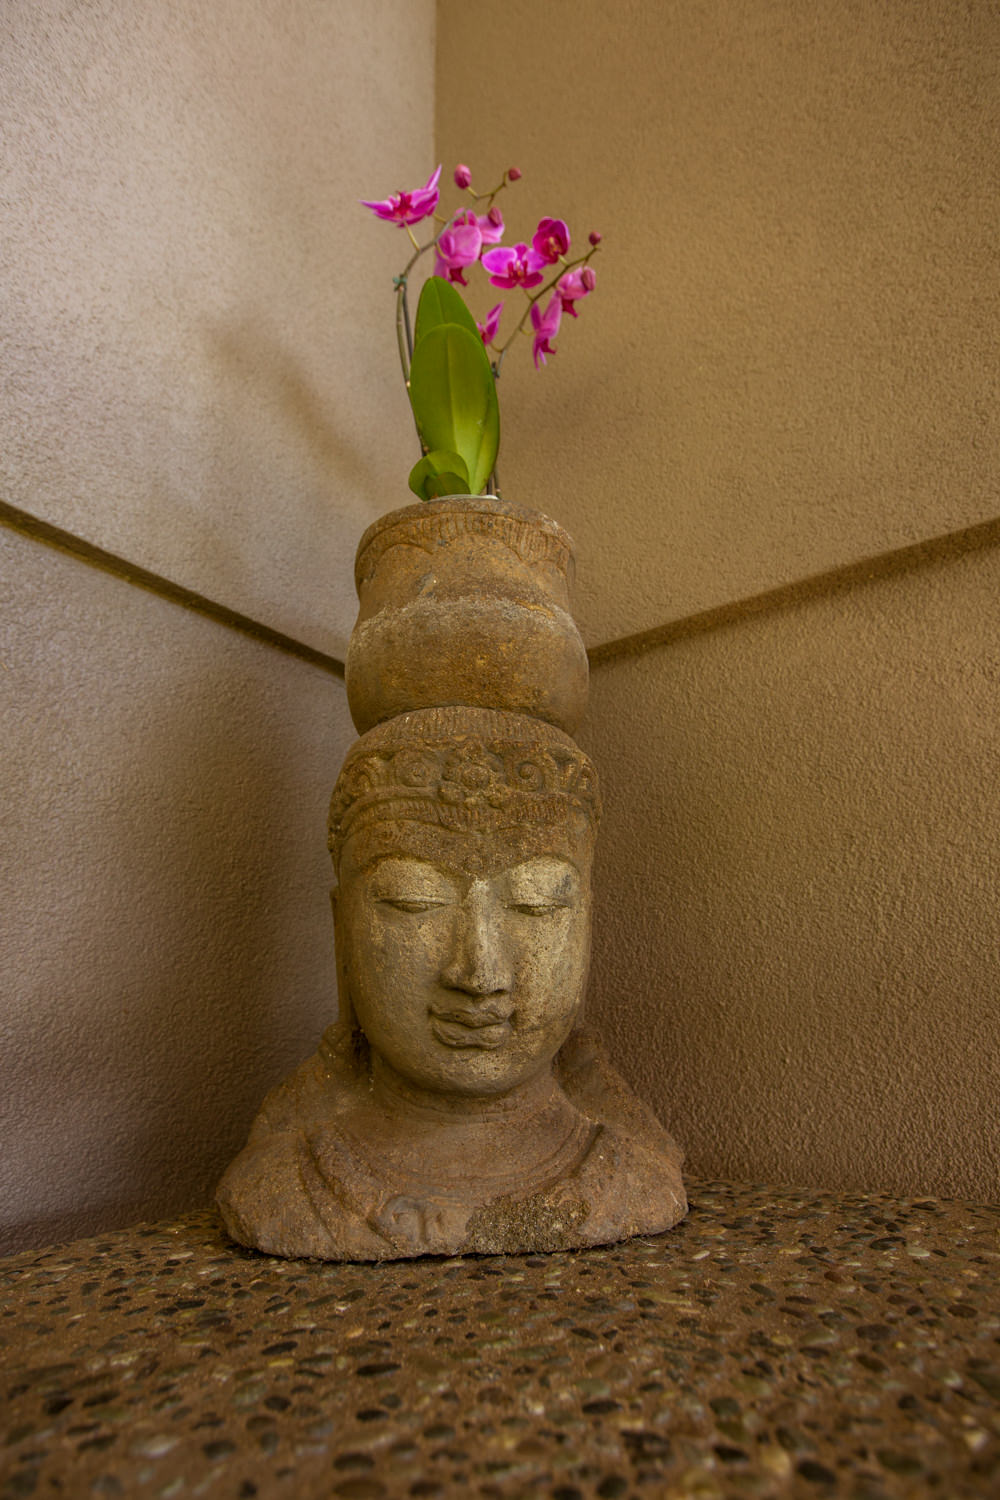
[
  {"xmin": 492, "ymin": 246, "xmax": 601, "ymax": 361},
  {"xmin": 362, "ymin": 161, "xmax": 602, "ymax": 498}
]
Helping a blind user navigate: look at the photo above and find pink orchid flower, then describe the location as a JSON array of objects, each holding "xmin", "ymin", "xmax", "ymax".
[
  {"xmin": 530, "ymin": 295, "xmax": 562, "ymax": 368},
  {"xmin": 477, "ymin": 302, "xmax": 504, "ymax": 345},
  {"xmin": 433, "ymin": 216, "xmax": 483, "ymax": 284},
  {"xmin": 453, "ymin": 206, "xmax": 504, "ymax": 246},
  {"xmin": 361, "ymin": 164, "xmax": 442, "ymax": 227},
  {"xmin": 481, "ymin": 242, "xmax": 545, "ymax": 291},
  {"xmin": 532, "ymin": 217, "xmax": 570, "ymax": 264},
  {"xmin": 557, "ymin": 265, "xmax": 596, "ymax": 318},
  {"xmin": 477, "ymin": 206, "xmax": 505, "ymax": 245}
]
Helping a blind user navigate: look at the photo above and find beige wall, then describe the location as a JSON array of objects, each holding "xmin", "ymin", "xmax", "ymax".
[
  {"xmin": 581, "ymin": 543, "xmax": 1000, "ymax": 1200},
  {"xmin": 3, "ymin": 0, "xmax": 998, "ymax": 1256},
  {"xmin": 0, "ymin": 527, "xmax": 353, "ymax": 1255},
  {"xmin": 437, "ymin": 0, "xmax": 1000, "ymax": 646},
  {"xmin": 438, "ymin": 0, "xmax": 1000, "ymax": 1200},
  {"xmin": 2, "ymin": 0, "xmax": 432, "ymax": 660},
  {"xmin": 1, "ymin": 0, "xmax": 434, "ymax": 1254}
]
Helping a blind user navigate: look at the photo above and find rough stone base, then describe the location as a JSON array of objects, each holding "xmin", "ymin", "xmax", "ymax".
[{"xmin": 3, "ymin": 1182, "xmax": 999, "ymax": 1498}]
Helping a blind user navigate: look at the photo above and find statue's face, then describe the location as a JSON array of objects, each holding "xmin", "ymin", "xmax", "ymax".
[{"xmin": 336, "ymin": 835, "xmax": 591, "ymax": 1097}]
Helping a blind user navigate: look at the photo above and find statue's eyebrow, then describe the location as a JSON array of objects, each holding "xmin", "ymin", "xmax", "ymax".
[
  {"xmin": 366, "ymin": 858, "xmax": 460, "ymax": 891},
  {"xmin": 504, "ymin": 860, "xmax": 581, "ymax": 900},
  {"xmin": 350, "ymin": 852, "xmax": 436, "ymax": 875}
]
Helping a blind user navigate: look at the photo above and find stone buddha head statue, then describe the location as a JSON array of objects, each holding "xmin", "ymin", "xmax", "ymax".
[
  {"xmin": 326, "ymin": 705, "xmax": 601, "ymax": 1104},
  {"xmin": 217, "ymin": 511, "xmax": 685, "ymax": 1261}
]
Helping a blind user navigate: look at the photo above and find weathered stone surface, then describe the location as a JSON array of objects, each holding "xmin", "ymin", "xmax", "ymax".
[
  {"xmin": 345, "ymin": 497, "xmax": 589, "ymax": 735},
  {"xmin": 218, "ymin": 707, "xmax": 686, "ymax": 1260},
  {"xmin": 217, "ymin": 1023, "xmax": 686, "ymax": 1261},
  {"xmin": 218, "ymin": 500, "xmax": 687, "ymax": 1261}
]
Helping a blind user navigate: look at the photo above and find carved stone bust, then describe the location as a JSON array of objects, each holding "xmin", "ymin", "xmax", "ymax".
[
  {"xmin": 218, "ymin": 497, "xmax": 686, "ymax": 1260},
  {"xmin": 217, "ymin": 706, "xmax": 686, "ymax": 1260}
]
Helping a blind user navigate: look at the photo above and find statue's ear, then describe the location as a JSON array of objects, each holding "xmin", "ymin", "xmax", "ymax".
[{"xmin": 329, "ymin": 886, "xmax": 339, "ymax": 921}]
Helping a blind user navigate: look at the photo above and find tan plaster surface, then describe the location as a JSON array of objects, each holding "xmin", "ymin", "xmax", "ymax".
[
  {"xmin": 579, "ymin": 544, "xmax": 1000, "ymax": 1201},
  {"xmin": 0, "ymin": 527, "xmax": 355, "ymax": 1256},
  {"xmin": 1, "ymin": 0, "xmax": 434, "ymax": 661},
  {"xmin": 437, "ymin": 0, "xmax": 1000, "ymax": 647}
]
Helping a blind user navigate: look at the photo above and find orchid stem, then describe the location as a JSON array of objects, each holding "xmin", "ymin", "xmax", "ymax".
[
  {"xmin": 402, "ymin": 284, "xmax": 413, "ymax": 362},
  {"xmin": 394, "ymin": 277, "xmax": 411, "ymax": 381},
  {"xmin": 493, "ymin": 246, "xmax": 600, "ymax": 359},
  {"xmin": 394, "ymin": 275, "xmax": 425, "ymax": 455}
]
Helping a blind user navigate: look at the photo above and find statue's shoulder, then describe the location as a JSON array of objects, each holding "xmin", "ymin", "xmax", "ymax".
[
  {"xmin": 216, "ymin": 1030, "xmax": 393, "ymax": 1261},
  {"xmin": 240, "ymin": 1027, "xmax": 349, "ymax": 1138},
  {"xmin": 556, "ymin": 1025, "xmax": 684, "ymax": 1161},
  {"xmin": 461, "ymin": 1038, "xmax": 688, "ymax": 1257},
  {"xmin": 570, "ymin": 1121, "xmax": 687, "ymax": 1242},
  {"xmin": 555, "ymin": 1027, "xmax": 688, "ymax": 1242}
]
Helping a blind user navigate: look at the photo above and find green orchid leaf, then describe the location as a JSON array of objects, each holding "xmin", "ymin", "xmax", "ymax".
[
  {"xmin": 408, "ymin": 322, "xmax": 500, "ymax": 496},
  {"xmin": 413, "ymin": 275, "xmax": 481, "ymax": 346},
  {"xmin": 408, "ymin": 450, "xmax": 470, "ymax": 501}
]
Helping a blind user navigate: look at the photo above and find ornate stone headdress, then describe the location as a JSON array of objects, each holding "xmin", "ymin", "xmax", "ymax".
[
  {"xmin": 329, "ymin": 497, "xmax": 599, "ymax": 870},
  {"xmin": 328, "ymin": 706, "xmax": 600, "ymax": 868}
]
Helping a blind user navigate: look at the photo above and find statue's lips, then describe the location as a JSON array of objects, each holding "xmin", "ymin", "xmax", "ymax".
[{"xmin": 430, "ymin": 1008, "xmax": 513, "ymax": 1050}]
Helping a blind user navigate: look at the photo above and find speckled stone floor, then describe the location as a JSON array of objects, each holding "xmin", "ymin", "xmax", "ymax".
[{"xmin": 2, "ymin": 1182, "xmax": 999, "ymax": 1499}]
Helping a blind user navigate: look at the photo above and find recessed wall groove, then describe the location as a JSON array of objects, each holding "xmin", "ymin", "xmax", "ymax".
[
  {"xmin": 0, "ymin": 498, "xmax": 346, "ymax": 679},
  {"xmin": 588, "ymin": 515, "xmax": 1000, "ymax": 668},
  {"xmin": 5, "ymin": 497, "xmax": 998, "ymax": 678}
]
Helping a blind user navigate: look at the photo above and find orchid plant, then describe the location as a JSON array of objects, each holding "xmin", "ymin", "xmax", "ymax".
[{"xmin": 362, "ymin": 163, "xmax": 600, "ymax": 500}]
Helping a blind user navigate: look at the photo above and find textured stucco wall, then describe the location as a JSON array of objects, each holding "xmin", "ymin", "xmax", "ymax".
[
  {"xmin": 438, "ymin": 0, "xmax": 1000, "ymax": 1197},
  {"xmin": 1, "ymin": 527, "xmax": 355, "ymax": 1255},
  {"xmin": 579, "ymin": 544, "xmax": 1000, "ymax": 1200},
  {"xmin": 436, "ymin": 0, "xmax": 1000, "ymax": 646},
  {"xmin": 2, "ymin": 0, "xmax": 433, "ymax": 660},
  {"xmin": 1, "ymin": 0, "xmax": 434, "ymax": 1253}
]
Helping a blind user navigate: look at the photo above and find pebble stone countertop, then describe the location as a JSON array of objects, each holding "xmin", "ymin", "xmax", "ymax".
[{"xmin": 2, "ymin": 1182, "xmax": 999, "ymax": 1500}]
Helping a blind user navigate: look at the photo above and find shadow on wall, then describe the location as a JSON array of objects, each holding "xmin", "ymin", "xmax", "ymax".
[
  {"xmin": 205, "ymin": 316, "xmax": 396, "ymax": 521},
  {"xmin": 579, "ymin": 542, "xmax": 1000, "ymax": 1202},
  {"xmin": 2, "ymin": 645, "xmax": 342, "ymax": 1257}
]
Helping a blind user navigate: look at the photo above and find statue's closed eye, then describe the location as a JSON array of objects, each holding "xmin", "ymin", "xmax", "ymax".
[
  {"xmin": 507, "ymin": 901, "xmax": 570, "ymax": 916},
  {"xmin": 377, "ymin": 897, "xmax": 449, "ymax": 913}
]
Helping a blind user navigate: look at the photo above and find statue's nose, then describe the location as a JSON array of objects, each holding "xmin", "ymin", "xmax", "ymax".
[{"xmin": 440, "ymin": 885, "xmax": 512, "ymax": 997}]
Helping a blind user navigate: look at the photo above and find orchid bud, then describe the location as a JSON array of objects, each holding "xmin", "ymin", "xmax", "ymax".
[
  {"xmin": 581, "ymin": 266, "xmax": 597, "ymax": 291},
  {"xmin": 588, "ymin": 230, "xmax": 602, "ymax": 247},
  {"xmin": 487, "ymin": 206, "xmax": 503, "ymax": 228},
  {"xmin": 506, "ymin": 166, "xmax": 522, "ymax": 181},
  {"xmin": 453, "ymin": 164, "xmax": 472, "ymax": 189}
]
